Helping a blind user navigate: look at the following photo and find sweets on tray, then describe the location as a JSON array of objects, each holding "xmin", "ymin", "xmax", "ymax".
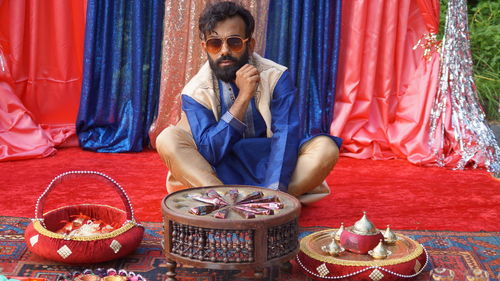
[{"xmin": 56, "ymin": 214, "xmax": 118, "ymax": 237}]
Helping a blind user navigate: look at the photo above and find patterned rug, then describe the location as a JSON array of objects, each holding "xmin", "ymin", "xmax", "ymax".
[{"xmin": 1, "ymin": 216, "xmax": 498, "ymax": 281}]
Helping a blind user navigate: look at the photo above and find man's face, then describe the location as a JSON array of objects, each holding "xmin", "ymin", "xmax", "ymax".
[{"xmin": 202, "ymin": 16, "xmax": 253, "ymax": 82}]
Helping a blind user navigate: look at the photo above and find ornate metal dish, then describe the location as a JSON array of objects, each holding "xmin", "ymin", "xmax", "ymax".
[{"xmin": 297, "ymin": 229, "xmax": 428, "ymax": 281}]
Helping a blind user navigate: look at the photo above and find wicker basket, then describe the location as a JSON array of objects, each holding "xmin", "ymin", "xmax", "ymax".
[{"xmin": 24, "ymin": 171, "xmax": 144, "ymax": 264}]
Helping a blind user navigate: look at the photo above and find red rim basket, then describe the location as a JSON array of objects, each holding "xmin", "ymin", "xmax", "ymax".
[
  {"xmin": 24, "ymin": 171, "xmax": 145, "ymax": 264},
  {"xmin": 296, "ymin": 229, "xmax": 429, "ymax": 281}
]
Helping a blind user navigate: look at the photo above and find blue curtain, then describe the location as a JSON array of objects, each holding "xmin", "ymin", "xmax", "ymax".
[
  {"xmin": 77, "ymin": 0, "xmax": 164, "ymax": 152},
  {"xmin": 265, "ymin": 0, "xmax": 342, "ymax": 138}
]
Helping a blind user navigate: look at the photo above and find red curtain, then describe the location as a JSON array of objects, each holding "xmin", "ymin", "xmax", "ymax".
[
  {"xmin": 331, "ymin": 0, "xmax": 444, "ymax": 165},
  {"xmin": 0, "ymin": 0, "xmax": 86, "ymax": 161}
]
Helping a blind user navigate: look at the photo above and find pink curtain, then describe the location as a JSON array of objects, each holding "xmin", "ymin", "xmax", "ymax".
[
  {"xmin": 148, "ymin": 0, "xmax": 269, "ymax": 147},
  {"xmin": 331, "ymin": 0, "xmax": 444, "ymax": 165},
  {"xmin": 0, "ymin": 0, "xmax": 86, "ymax": 161},
  {"xmin": 416, "ymin": 0, "xmax": 439, "ymax": 34},
  {"xmin": 0, "ymin": 49, "xmax": 55, "ymax": 160}
]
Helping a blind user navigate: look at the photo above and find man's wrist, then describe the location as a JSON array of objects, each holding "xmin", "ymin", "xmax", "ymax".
[
  {"xmin": 236, "ymin": 89, "xmax": 255, "ymax": 101},
  {"xmin": 229, "ymin": 97, "xmax": 251, "ymax": 121}
]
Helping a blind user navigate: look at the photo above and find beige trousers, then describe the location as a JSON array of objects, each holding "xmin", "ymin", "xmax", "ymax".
[{"xmin": 156, "ymin": 126, "xmax": 339, "ymax": 201}]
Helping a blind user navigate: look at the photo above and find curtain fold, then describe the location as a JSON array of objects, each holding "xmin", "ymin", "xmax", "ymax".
[
  {"xmin": 264, "ymin": 0, "xmax": 342, "ymax": 138},
  {"xmin": 0, "ymin": 48, "xmax": 55, "ymax": 161},
  {"xmin": 0, "ymin": 0, "xmax": 86, "ymax": 161},
  {"xmin": 148, "ymin": 0, "xmax": 270, "ymax": 147},
  {"xmin": 331, "ymin": 0, "xmax": 443, "ymax": 164},
  {"xmin": 77, "ymin": 0, "xmax": 164, "ymax": 152},
  {"xmin": 415, "ymin": 0, "xmax": 440, "ymax": 34}
]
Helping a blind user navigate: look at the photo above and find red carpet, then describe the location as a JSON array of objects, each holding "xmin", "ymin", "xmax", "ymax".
[{"xmin": 0, "ymin": 147, "xmax": 498, "ymax": 231}]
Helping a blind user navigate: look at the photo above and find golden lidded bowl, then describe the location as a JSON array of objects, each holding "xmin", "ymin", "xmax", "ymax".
[{"xmin": 339, "ymin": 212, "xmax": 384, "ymax": 254}]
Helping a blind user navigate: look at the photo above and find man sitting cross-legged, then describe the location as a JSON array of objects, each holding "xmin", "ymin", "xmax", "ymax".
[{"xmin": 156, "ymin": 1, "xmax": 342, "ymax": 203}]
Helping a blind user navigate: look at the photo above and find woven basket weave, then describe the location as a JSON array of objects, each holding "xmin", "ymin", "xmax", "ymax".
[{"xmin": 24, "ymin": 171, "xmax": 144, "ymax": 264}]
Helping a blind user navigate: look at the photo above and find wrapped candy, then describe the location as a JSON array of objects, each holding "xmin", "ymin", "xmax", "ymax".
[{"xmin": 56, "ymin": 214, "xmax": 117, "ymax": 237}]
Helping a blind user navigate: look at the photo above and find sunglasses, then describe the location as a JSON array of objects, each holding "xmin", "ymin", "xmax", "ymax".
[{"xmin": 204, "ymin": 36, "xmax": 249, "ymax": 54}]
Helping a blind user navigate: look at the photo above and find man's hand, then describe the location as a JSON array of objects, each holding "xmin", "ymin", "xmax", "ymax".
[
  {"xmin": 229, "ymin": 64, "xmax": 260, "ymax": 122},
  {"xmin": 235, "ymin": 64, "xmax": 260, "ymax": 101}
]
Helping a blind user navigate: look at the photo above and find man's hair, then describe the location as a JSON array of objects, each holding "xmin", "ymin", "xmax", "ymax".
[{"xmin": 198, "ymin": 1, "xmax": 255, "ymax": 40}]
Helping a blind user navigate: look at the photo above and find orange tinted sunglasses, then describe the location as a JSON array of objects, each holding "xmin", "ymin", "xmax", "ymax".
[{"xmin": 204, "ymin": 36, "xmax": 249, "ymax": 54}]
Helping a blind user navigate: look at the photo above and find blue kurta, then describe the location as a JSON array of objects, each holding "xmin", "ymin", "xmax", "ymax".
[{"xmin": 181, "ymin": 70, "xmax": 341, "ymax": 192}]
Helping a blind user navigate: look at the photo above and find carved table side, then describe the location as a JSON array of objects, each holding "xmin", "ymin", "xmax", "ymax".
[{"xmin": 161, "ymin": 185, "xmax": 301, "ymax": 280}]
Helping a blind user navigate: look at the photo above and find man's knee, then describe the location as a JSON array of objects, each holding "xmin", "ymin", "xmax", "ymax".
[
  {"xmin": 321, "ymin": 137, "xmax": 340, "ymax": 165},
  {"xmin": 301, "ymin": 136, "xmax": 339, "ymax": 168},
  {"xmin": 156, "ymin": 126, "xmax": 194, "ymax": 159}
]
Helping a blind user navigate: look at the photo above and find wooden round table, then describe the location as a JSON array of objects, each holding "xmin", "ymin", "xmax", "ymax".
[{"xmin": 161, "ymin": 185, "xmax": 301, "ymax": 280}]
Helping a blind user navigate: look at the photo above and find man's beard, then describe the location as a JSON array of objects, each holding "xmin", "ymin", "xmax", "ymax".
[{"xmin": 208, "ymin": 49, "xmax": 250, "ymax": 82}]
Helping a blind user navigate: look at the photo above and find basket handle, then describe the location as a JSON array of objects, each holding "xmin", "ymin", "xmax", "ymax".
[{"xmin": 35, "ymin": 171, "xmax": 136, "ymax": 222}]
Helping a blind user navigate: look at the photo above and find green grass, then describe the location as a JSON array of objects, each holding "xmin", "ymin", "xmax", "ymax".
[{"xmin": 439, "ymin": 0, "xmax": 499, "ymax": 122}]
